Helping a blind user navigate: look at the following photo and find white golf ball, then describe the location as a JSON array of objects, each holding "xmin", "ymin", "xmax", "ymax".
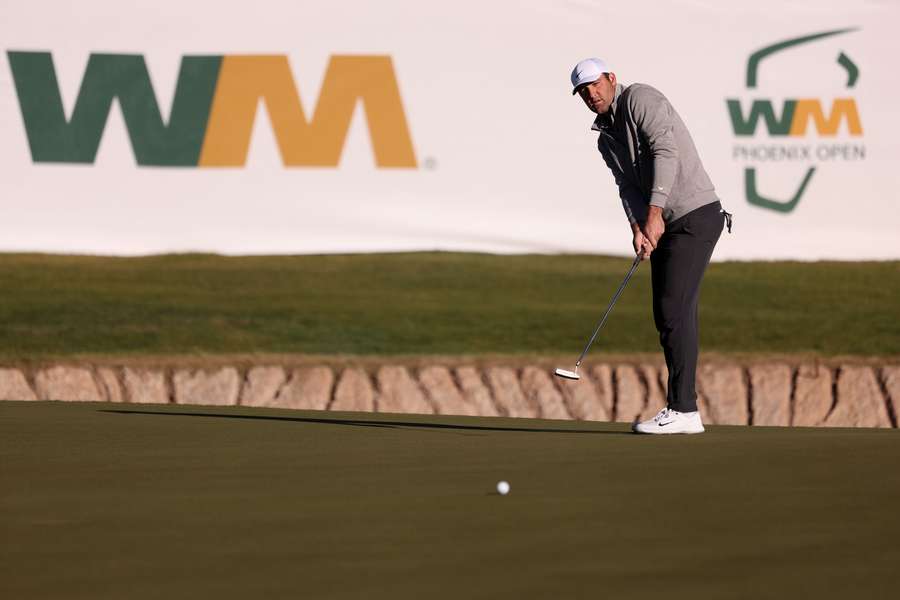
[{"xmin": 496, "ymin": 481, "xmax": 510, "ymax": 495}]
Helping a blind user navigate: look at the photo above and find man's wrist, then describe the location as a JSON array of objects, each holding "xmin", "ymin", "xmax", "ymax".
[{"xmin": 648, "ymin": 206, "xmax": 663, "ymax": 219}]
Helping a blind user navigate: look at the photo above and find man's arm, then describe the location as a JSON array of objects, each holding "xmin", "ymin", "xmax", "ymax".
[
  {"xmin": 598, "ymin": 140, "xmax": 652, "ymax": 258},
  {"xmin": 597, "ymin": 141, "xmax": 645, "ymax": 227},
  {"xmin": 629, "ymin": 87, "xmax": 678, "ymax": 248},
  {"xmin": 629, "ymin": 86, "xmax": 679, "ymax": 211},
  {"xmin": 642, "ymin": 205, "xmax": 665, "ymax": 252},
  {"xmin": 616, "ymin": 175, "xmax": 657, "ymax": 258}
]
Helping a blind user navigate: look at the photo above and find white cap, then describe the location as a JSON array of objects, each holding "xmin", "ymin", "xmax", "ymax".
[{"xmin": 570, "ymin": 58, "xmax": 610, "ymax": 94}]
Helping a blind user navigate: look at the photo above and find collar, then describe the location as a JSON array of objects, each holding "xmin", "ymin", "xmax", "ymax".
[{"xmin": 590, "ymin": 83, "xmax": 624, "ymax": 132}]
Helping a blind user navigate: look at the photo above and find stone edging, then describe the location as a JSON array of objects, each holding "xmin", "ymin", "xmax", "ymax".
[{"xmin": 1, "ymin": 362, "xmax": 898, "ymax": 428}]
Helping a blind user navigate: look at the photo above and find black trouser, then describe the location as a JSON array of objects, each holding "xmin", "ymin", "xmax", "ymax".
[{"xmin": 650, "ymin": 201, "xmax": 725, "ymax": 413}]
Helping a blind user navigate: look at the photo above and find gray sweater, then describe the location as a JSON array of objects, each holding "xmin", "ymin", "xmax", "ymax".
[{"xmin": 592, "ymin": 83, "xmax": 718, "ymax": 225}]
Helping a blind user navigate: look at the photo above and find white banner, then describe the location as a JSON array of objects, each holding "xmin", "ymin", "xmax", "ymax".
[{"xmin": 1, "ymin": 0, "xmax": 898, "ymax": 259}]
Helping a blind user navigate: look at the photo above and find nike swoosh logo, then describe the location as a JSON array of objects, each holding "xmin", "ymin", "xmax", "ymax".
[{"xmin": 658, "ymin": 420, "xmax": 675, "ymax": 427}]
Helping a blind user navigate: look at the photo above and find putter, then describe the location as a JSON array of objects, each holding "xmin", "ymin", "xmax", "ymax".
[{"xmin": 555, "ymin": 254, "xmax": 642, "ymax": 380}]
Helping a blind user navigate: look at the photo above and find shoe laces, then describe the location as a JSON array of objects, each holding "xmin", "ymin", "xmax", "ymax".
[{"xmin": 653, "ymin": 407, "xmax": 672, "ymax": 422}]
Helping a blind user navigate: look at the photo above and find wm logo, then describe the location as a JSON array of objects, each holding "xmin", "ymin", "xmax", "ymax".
[
  {"xmin": 7, "ymin": 52, "xmax": 417, "ymax": 168},
  {"xmin": 724, "ymin": 28, "xmax": 862, "ymax": 213},
  {"xmin": 727, "ymin": 99, "xmax": 862, "ymax": 137}
]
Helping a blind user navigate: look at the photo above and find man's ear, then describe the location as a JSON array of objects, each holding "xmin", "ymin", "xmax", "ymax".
[{"xmin": 607, "ymin": 72, "xmax": 617, "ymax": 86}]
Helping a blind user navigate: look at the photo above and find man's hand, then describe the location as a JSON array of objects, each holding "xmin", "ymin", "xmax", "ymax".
[
  {"xmin": 641, "ymin": 206, "xmax": 665, "ymax": 250},
  {"xmin": 632, "ymin": 224, "xmax": 653, "ymax": 261}
]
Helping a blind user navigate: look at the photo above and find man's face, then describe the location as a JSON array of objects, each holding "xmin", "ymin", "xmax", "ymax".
[{"xmin": 577, "ymin": 73, "xmax": 617, "ymax": 114}]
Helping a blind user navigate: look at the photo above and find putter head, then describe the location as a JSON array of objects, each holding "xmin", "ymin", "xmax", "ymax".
[{"xmin": 554, "ymin": 368, "xmax": 580, "ymax": 381}]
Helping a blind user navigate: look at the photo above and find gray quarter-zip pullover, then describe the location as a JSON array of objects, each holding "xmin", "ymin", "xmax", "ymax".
[{"xmin": 592, "ymin": 82, "xmax": 718, "ymax": 225}]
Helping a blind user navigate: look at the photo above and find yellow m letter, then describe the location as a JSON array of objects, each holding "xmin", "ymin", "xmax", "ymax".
[
  {"xmin": 200, "ymin": 55, "xmax": 417, "ymax": 167},
  {"xmin": 789, "ymin": 99, "xmax": 863, "ymax": 136}
]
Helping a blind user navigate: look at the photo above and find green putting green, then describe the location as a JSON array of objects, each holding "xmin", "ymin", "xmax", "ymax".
[{"xmin": 2, "ymin": 401, "xmax": 899, "ymax": 599}]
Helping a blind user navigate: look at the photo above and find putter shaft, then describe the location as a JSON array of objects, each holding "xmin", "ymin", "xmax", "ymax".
[{"xmin": 574, "ymin": 255, "xmax": 642, "ymax": 367}]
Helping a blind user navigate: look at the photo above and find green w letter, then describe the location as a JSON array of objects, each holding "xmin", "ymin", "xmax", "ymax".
[
  {"xmin": 726, "ymin": 99, "xmax": 796, "ymax": 136},
  {"xmin": 7, "ymin": 52, "xmax": 221, "ymax": 166}
]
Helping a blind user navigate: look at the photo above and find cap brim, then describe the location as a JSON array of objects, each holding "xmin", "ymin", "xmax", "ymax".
[
  {"xmin": 571, "ymin": 73, "xmax": 608, "ymax": 95},
  {"xmin": 571, "ymin": 81, "xmax": 592, "ymax": 96}
]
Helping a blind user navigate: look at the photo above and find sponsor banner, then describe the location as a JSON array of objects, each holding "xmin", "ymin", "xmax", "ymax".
[{"xmin": 1, "ymin": 1, "xmax": 898, "ymax": 259}]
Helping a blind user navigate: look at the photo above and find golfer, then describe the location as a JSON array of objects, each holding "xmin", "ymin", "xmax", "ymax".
[{"xmin": 570, "ymin": 58, "xmax": 732, "ymax": 434}]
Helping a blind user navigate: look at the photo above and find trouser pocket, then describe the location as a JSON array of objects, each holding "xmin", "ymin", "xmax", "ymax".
[{"xmin": 683, "ymin": 202, "xmax": 725, "ymax": 243}]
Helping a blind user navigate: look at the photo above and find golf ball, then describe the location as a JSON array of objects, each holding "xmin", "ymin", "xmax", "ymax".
[{"xmin": 496, "ymin": 481, "xmax": 510, "ymax": 495}]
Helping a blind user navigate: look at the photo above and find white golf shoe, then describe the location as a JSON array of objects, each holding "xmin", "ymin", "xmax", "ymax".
[{"xmin": 632, "ymin": 407, "xmax": 705, "ymax": 434}]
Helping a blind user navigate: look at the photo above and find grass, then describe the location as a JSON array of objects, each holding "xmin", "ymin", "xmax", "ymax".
[
  {"xmin": 0, "ymin": 252, "xmax": 897, "ymax": 359},
  {"xmin": 2, "ymin": 401, "xmax": 899, "ymax": 599}
]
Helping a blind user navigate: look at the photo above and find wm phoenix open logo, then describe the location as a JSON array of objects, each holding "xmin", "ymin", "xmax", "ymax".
[
  {"xmin": 726, "ymin": 29, "xmax": 863, "ymax": 213},
  {"xmin": 6, "ymin": 52, "xmax": 417, "ymax": 168}
]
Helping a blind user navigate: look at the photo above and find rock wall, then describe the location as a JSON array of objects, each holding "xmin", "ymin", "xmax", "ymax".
[{"xmin": 1, "ymin": 361, "xmax": 897, "ymax": 428}]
